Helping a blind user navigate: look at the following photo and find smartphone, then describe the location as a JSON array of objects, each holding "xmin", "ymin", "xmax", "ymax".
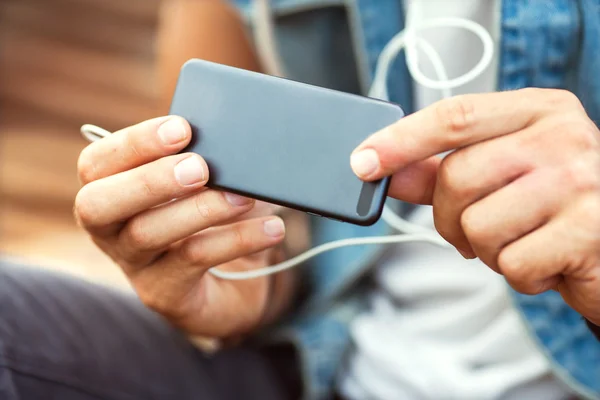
[{"xmin": 169, "ymin": 59, "xmax": 404, "ymax": 226}]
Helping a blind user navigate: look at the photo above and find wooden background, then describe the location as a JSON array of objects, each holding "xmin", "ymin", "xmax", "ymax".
[{"xmin": 0, "ymin": 0, "xmax": 162, "ymax": 287}]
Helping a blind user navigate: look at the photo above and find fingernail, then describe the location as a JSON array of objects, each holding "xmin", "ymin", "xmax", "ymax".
[
  {"xmin": 158, "ymin": 117, "xmax": 187, "ymax": 145},
  {"xmin": 174, "ymin": 156, "xmax": 206, "ymax": 186},
  {"xmin": 457, "ymin": 248, "xmax": 476, "ymax": 259},
  {"xmin": 224, "ymin": 192, "xmax": 253, "ymax": 207},
  {"xmin": 351, "ymin": 149, "xmax": 380, "ymax": 179},
  {"xmin": 263, "ymin": 218, "xmax": 285, "ymax": 238}
]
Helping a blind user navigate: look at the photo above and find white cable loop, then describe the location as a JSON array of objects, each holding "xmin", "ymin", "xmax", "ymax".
[
  {"xmin": 368, "ymin": 32, "xmax": 452, "ymax": 101},
  {"xmin": 404, "ymin": 17, "xmax": 494, "ymax": 91},
  {"xmin": 253, "ymin": 0, "xmax": 287, "ymax": 77},
  {"xmin": 80, "ymin": 1, "xmax": 494, "ymax": 280}
]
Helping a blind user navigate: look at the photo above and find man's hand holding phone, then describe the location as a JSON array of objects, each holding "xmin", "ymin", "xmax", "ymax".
[
  {"xmin": 352, "ymin": 88, "xmax": 600, "ymax": 326},
  {"xmin": 75, "ymin": 116, "xmax": 297, "ymax": 338}
]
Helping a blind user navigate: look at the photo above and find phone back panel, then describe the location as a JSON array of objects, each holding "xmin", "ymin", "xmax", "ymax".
[{"xmin": 170, "ymin": 59, "xmax": 404, "ymax": 225}]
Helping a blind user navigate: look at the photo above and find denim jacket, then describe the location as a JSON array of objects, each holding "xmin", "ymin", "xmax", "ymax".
[{"xmin": 231, "ymin": 1, "xmax": 600, "ymax": 399}]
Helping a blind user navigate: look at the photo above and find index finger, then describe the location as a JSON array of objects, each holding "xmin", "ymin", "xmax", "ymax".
[
  {"xmin": 78, "ymin": 116, "xmax": 192, "ymax": 184},
  {"xmin": 351, "ymin": 88, "xmax": 550, "ymax": 181}
]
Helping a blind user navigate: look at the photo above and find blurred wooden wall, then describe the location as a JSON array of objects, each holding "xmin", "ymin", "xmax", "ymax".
[{"xmin": 0, "ymin": 0, "xmax": 162, "ymax": 285}]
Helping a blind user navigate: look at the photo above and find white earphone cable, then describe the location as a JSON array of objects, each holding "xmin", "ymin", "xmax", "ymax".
[
  {"xmin": 209, "ymin": 233, "xmax": 449, "ymax": 280},
  {"xmin": 80, "ymin": 124, "xmax": 111, "ymax": 142},
  {"xmin": 80, "ymin": 0, "xmax": 493, "ymax": 280}
]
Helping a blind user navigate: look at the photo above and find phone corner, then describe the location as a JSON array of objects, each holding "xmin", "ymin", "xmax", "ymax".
[
  {"xmin": 388, "ymin": 102, "xmax": 406, "ymax": 120},
  {"xmin": 180, "ymin": 58, "xmax": 200, "ymax": 72},
  {"xmin": 354, "ymin": 178, "xmax": 390, "ymax": 226},
  {"xmin": 352, "ymin": 207, "xmax": 385, "ymax": 226}
]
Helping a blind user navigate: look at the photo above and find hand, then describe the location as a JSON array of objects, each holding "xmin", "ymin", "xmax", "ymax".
[
  {"xmin": 351, "ymin": 88, "xmax": 600, "ymax": 325},
  {"xmin": 75, "ymin": 116, "xmax": 297, "ymax": 338}
]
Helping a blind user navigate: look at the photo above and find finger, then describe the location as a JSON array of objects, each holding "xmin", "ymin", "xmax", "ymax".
[
  {"xmin": 387, "ymin": 156, "xmax": 441, "ymax": 204},
  {"xmin": 432, "ymin": 133, "xmax": 533, "ymax": 254},
  {"xmin": 75, "ymin": 153, "xmax": 208, "ymax": 235},
  {"xmin": 217, "ymin": 201, "xmax": 284, "ymax": 226},
  {"xmin": 118, "ymin": 190, "xmax": 255, "ymax": 264},
  {"xmin": 167, "ymin": 216, "xmax": 286, "ymax": 272},
  {"xmin": 461, "ymin": 166, "xmax": 582, "ymax": 270},
  {"xmin": 497, "ymin": 194, "xmax": 600, "ymax": 297},
  {"xmin": 127, "ymin": 217, "xmax": 286, "ymax": 302},
  {"xmin": 385, "ymin": 112, "xmax": 588, "ymax": 206},
  {"xmin": 435, "ymin": 135, "xmax": 600, "ymax": 257},
  {"xmin": 78, "ymin": 116, "xmax": 191, "ymax": 184},
  {"xmin": 351, "ymin": 89, "xmax": 580, "ymax": 180},
  {"xmin": 235, "ymin": 201, "xmax": 283, "ymax": 220}
]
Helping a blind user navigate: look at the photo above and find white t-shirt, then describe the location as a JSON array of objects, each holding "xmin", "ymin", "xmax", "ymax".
[{"xmin": 338, "ymin": 1, "xmax": 571, "ymax": 399}]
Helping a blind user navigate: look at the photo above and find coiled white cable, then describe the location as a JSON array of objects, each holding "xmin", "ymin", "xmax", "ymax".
[{"xmin": 80, "ymin": 0, "xmax": 493, "ymax": 280}]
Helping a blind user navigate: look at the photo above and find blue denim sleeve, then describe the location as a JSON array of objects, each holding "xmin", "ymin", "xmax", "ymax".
[{"xmin": 586, "ymin": 319, "xmax": 600, "ymax": 341}]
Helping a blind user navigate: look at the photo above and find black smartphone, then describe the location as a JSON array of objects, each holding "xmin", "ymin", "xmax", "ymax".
[{"xmin": 169, "ymin": 59, "xmax": 404, "ymax": 226}]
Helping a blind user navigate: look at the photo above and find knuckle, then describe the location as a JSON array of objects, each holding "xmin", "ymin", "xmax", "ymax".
[
  {"xmin": 125, "ymin": 130, "xmax": 142, "ymax": 159},
  {"xmin": 437, "ymin": 156, "xmax": 457, "ymax": 187},
  {"xmin": 434, "ymin": 96, "xmax": 476, "ymax": 141},
  {"xmin": 578, "ymin": 195, "xmax": 600, "ymax": 236},
  {"xmin": 518, "ymin": 87, "xmax": 540, "ymax": 97},
  {"xmin": 460, "ymin": 207, "xmax": 488, "ymax": 243},
  {"xmin": 437, "ymin": 154, "xmax": 474, "ymax": 198},
  {"xmin": 519, "ymin": 87, "xmax": 550, "ymax": 104},
  {"xmin": 563, "ymin": 158, "xmax": 600, "ymax": 193},
  {"xmin": 548, "ymin": 89, "xmax": 583, "ymax": 108},
  {"xmin": 433, "ymin": 222, "xmax": 451, "ymax": 243},
  {"xmin": 194, "ymin": 194, "xmax": 217, "ymax": 220},
  {"xmin": 73, "ymin": 185, "xmax": 98, "ymax": 228},
  {"xmin": 588, "ymin": 196, "xmax": 600, "ymax": 225},
  {"xmin": 520, "ymin": 88, "xmax": 584, "ymax": 116},
  {"xmin": 231, "ymin": 224, "xmax": 250, "ymax": 251},
  {"xmin": 77, "ymin": 147, "xmax": 97, "ymax": 184},
  {"xmin": 497, "ymin": 248, "xmax": 525, "ymax": 282},
  {"xmin": 180, "ymin": 240, "xmax": 204, "ymax": 265},
  {"xmin": 138, "ymin": 175, "xmax": 157, "ymax": 198},
  {"xmin": 573, "ymin": 122, "xmax": 600, "ymax": 151},
  {"xmin": 513, "ymin": 281, "xmax": 544, "ymax": 296},
  {"xmin": 432, "ymin": 211, "xmax": 453, "ymax": 243},
  {"xmin": 123, "ymin": 220, "xmax": 154, "ymax": 252}
]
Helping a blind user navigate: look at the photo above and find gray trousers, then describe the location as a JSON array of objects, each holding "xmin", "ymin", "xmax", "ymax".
[{"xmin": 0, "ymin": 262, "xmax": 294, "ymax": 400}]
